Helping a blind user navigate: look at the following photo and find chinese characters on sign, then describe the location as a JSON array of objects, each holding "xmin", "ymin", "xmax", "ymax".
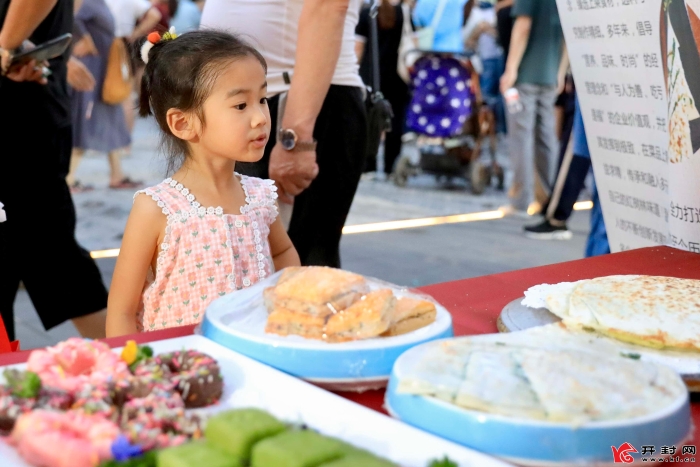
[{"xmin": 557, "ymin": 0, "xmax": 700, "ymax": 253}]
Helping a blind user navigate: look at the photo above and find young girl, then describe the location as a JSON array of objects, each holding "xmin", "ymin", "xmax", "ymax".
[{"xmin": 106, "ymin": 30, "xmax": 300, "ymax": 337}]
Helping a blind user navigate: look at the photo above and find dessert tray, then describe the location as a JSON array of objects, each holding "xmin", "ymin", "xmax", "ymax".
[
  {"xmin": 0, "ymin": 335, "xmax": 510, "ymax": 467},
  {"xmin": 202, "ymin": 268, "xmax": 453, "ymax": 391},
  {"xmin": 385, "ymin": 335, "xmax": 691, "ymax": 466}
]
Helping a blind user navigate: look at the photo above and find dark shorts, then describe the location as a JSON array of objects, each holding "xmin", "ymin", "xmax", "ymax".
[{"xmin": 0, "ymin": 125, "xmax": 108, "ymax": 340}]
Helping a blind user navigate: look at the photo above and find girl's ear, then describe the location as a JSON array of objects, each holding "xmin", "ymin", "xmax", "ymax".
[{"xmin": 166, "ymin": 108, "xmax": 200, "ymax": 142}]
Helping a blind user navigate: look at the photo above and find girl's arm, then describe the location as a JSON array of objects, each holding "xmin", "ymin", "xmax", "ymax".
[
  {"xmin": 268, "ymin": 213, "xmax": 301, "ymax": 271},
  {"xmin": 106, "ymin": 195, "xmax": 165, "ymax": 337}
]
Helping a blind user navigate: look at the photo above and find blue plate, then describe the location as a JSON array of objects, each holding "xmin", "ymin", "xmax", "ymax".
[
  {"xmin": 386, "ymin": 340, "xmax": 691, "ymax": 466},
  {"xmin": 202, "ymin": 275, "xmax": 454, "ymax": 388}
]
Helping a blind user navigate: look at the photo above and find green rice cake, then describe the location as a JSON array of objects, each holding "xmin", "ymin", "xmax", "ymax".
[
  {"xmin": 251, "ymin": 430, "xmax": 344, "ymax": 467},
  {"xmin": 157, "ymin": 440, "xmax": 242, "ymax": 467},
  {"xmin": 205, "ymin": 409, "xmax": 286, "ymax": 459}
]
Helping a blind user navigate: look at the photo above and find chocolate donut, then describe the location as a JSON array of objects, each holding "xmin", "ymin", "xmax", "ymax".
[
  {"xmin": 155, "ymin": 351, "xmax": 223, "ymax": 408},
  {"xmin": 130, "ymin": 357, "xmax": 175, "ymax": 399}
]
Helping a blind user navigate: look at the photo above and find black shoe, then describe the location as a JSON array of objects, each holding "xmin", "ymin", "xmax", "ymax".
[{"xmin": 524, "ymin": 219, "xmax": 573, "ymax": 240}]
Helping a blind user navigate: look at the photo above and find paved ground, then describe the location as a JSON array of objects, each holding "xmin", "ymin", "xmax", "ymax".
[{"xmin": 12, "ymin": 118, "xmax": 591, "ymax": 349}]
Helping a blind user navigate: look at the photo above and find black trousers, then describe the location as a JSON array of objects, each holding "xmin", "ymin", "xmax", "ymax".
[
  {"xmin": 0, "ymin": 125, "xmax": 108, "ymax": 340},
  {"xmin": 236, "ymin": 85, "xmax": 367, "ymax": 268}
]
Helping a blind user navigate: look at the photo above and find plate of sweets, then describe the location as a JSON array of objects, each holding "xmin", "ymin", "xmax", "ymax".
[
  {"xmin": 0, "ymin": 335, "xmax": 511, "ymax": 467},
  {"xmin": 202, "ymin": 266, "xmax": 453, "ymax": 391}
]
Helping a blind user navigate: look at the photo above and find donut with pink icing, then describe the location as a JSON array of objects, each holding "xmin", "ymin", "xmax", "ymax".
[
  {"xmin": 27, "ymin": 338, "xmax": 131, "ymax": 394},
  {"xmin": 10, "ymin": 410, "xmax": 120, "ymax": 467}
]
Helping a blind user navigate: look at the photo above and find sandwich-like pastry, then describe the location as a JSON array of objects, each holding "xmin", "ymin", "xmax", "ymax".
[
  {"xmin": 266, "ymin": 267, "xmax": 369, "ymax": 316},
  {"xmin": 382, "ymin": 297, "xmax": 437, "ymax": 337},
  {"xmin": 525, "ymin": 275, "xmax": 700, "ymax": 351},
  {"xmin": 265, "ymin": 308, "xmax": 328, "ymax": 339},
  {"xmin": 325, "ymin": 289, "xmax": 395, "ymax": 342}
]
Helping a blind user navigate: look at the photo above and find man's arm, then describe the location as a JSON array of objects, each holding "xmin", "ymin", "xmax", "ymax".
[
  {"xmin": 499, "ymin": 15, "xmax": 531, "ymax": 94},
  {"xmin": 268, "ymin": 0, "xmax": 351, "ymax": 202},
  {"xmin": 280, "ymin": 0, "xmax": 350, "ymax": 140},
  {"xmin": 129, "ymin": 7, "xmax": 162, "ymax": 42},
  {"xmin": 0, "ymin": 0, "xmax": 57, "ymax": 49}
]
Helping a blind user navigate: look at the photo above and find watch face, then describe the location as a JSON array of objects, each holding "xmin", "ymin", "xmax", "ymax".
[{"xmin": 279, "ymin": 129, "xmax": 297, "ymax": 151}]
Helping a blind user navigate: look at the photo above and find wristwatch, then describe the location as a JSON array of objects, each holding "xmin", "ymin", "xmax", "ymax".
[{"xmin": 278, "ymin": 128, "xmax": 317, "ymax": 152}]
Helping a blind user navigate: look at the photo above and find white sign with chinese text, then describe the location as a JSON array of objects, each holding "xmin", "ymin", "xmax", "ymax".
[{"xmin": 557, "ymin": 0, "xmax": 700, "ymax": 253}]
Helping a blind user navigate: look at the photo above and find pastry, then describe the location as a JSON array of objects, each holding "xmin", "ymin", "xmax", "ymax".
[
  {"xmin": 382, "ymin": 297, "xmax": 437, "ymax": 337},
  {"xmin": 156, "ymin": 350, "xmax": 223, "ymax": 408},
  {"xmin": 266, "ymin": 267, "xmax": 369, "ymax": 316},
  {"xmin": 251, "ymin": 429, "xmax": 344, "ymax": 467},
  {"xmin": 325, "ymin": 289, "xmax": 394, "ymax": 342},
  {"xmin": 525, "ymin": 275, "xmax": 700, "ymax": 351},
  {"xmin": 397, "ymin": 339, "xmax": 686, "ymax": 424},
  {"xmin": 265, "ymin": 307, "xmax": 329, "ymax": 339},
  {"xmin": 205, "ymin": 408, "xmax": 287, "ymax": 459}
]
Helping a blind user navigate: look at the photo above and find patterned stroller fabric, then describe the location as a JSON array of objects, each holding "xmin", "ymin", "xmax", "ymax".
[{"xmin": 406, "ymin": 55, "xmax": 474, "ymax": 138}]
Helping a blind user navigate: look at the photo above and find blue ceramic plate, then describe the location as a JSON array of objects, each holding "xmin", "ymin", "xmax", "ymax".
[
  {"xmin": 202, "ymin": 275, "xmax": 453, "ymax": 390},
  {"xmin": 386, "ymin": 339, "xmax": 691, "ymax": 466}
]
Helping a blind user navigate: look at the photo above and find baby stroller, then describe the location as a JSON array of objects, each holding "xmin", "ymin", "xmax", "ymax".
[{"xmin": 393, "ymin": 51, "xmax": 504, "ymax": 194}]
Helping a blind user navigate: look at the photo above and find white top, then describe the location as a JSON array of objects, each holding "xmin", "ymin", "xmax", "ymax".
[
  {"xmin": 105, "ymin": 0, "xmax": 153, "ymax": 38},
  {"xmin": 200, "ymin": 0, "xmax": 365, "ymax": 96}
]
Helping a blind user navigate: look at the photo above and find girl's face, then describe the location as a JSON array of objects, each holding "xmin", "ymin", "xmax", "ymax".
[{"xmin": 197, "ymin": 56, "xmax": 270, "ymax": 164}]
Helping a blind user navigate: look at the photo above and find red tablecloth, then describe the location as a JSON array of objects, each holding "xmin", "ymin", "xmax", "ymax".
[{"xmin": 1, "ymin": 246, "xmax": 699, "ymax": 461}]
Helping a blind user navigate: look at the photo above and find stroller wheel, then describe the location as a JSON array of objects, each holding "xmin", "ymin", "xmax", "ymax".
[
  {"xmin": 393, "ymin": 156, "xmax": 412, "ymax": 188},
  {"xmin": 493, "ymin": 165, "xmax": 505, "ymax": 190},
  {"xmin": 466, "ymin": 161, "xmax": 488, "ymax": 195}
]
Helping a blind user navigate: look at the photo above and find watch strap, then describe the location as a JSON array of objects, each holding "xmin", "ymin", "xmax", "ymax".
[{"xmin": 292, "ymin": 140, "xmax": 317, "ymax": 152}]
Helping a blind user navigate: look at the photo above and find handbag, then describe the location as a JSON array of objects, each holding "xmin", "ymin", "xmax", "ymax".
[
  {"xmin": 102, "ymin": 38, "xmax": 132, "ymax": 105},
  {"xmin": 415, "ymin": 0, "xmax": 449, "ymax": 50},
  {"xmin": 365, "ymin": 1, "xmax": 394, "ymax": 165},
  {"xmin": 397, "ymin": 2, "xmax": 417, "ymax": 83}
]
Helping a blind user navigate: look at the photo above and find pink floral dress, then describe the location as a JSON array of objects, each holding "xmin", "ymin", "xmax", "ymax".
[{"xmin": 134, "ymin": 174, "xmax": 278, "ymax": 331}]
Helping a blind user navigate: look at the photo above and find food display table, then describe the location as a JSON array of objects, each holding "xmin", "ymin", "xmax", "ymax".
[{"xmin": 1, "ymin": 246, "xmax": 698, "ymax": 454}]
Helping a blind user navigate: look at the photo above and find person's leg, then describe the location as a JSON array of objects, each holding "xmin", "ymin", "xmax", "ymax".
[
  {"xmin": 506, "ymin": 84, "xmax": 537, "ymax": 211},
  {"xmin": 548, "ymin": 155, "xmax": 591, "ymax": 223},
  {"xmin": 383, "ymin": 84, "xmax": 408, "ymax": 175},
  {"xmin": 585, "ymin": 177, "xmax": 611, "ymax": 257},
  {"xmin": 66, "ymin": 148, "xmax": 85, "ymax": 187},
  {"xmin": 0, "ymin": 179, "xmax": 22, "ymax": 342},
  {"xmin": 287, "ymin": 86, "xmax": 367, "ymax": 267},
  {"xmin": 24, "ymin": 126, "xmax": 109, "ymax": 338},
  {"xmin": 533, "ymin": 85, "xmax": 559, "ymax": 208},
  {"xmin": 108, "ymin": 149, "xmax": 127, "ymax": 186}
]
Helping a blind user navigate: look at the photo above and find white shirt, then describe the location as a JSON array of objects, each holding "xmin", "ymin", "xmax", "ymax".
[
  {"xmin": 200, "ymin": 0, "xmax": 364, "ymax": 96},
  {"xmin": 105, "ymin": 0, "xmax": 153, "ymax": 38}
]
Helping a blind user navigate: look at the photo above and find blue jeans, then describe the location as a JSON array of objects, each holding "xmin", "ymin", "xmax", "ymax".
[
  {"xmin": 480, "ymin": 57, "xmax": 506, "ymax": 134},
  {"xmin": 585, "ymin": 178, "xmax": 610, "ymax": 257}
]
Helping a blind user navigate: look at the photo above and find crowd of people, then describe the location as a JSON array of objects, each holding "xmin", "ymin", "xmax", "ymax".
[{"xmin": 0, "ymin": 0, "xmax": 607, "ymax": 341}]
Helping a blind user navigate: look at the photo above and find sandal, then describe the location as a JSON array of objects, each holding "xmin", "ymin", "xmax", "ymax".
[
  {"xmin": 70, "ymin": 181, "xmax": 94, "ymax": 193},
  {"xmin": 109, "ymin": 177, "xmax": 142, "ymax": 189}
]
